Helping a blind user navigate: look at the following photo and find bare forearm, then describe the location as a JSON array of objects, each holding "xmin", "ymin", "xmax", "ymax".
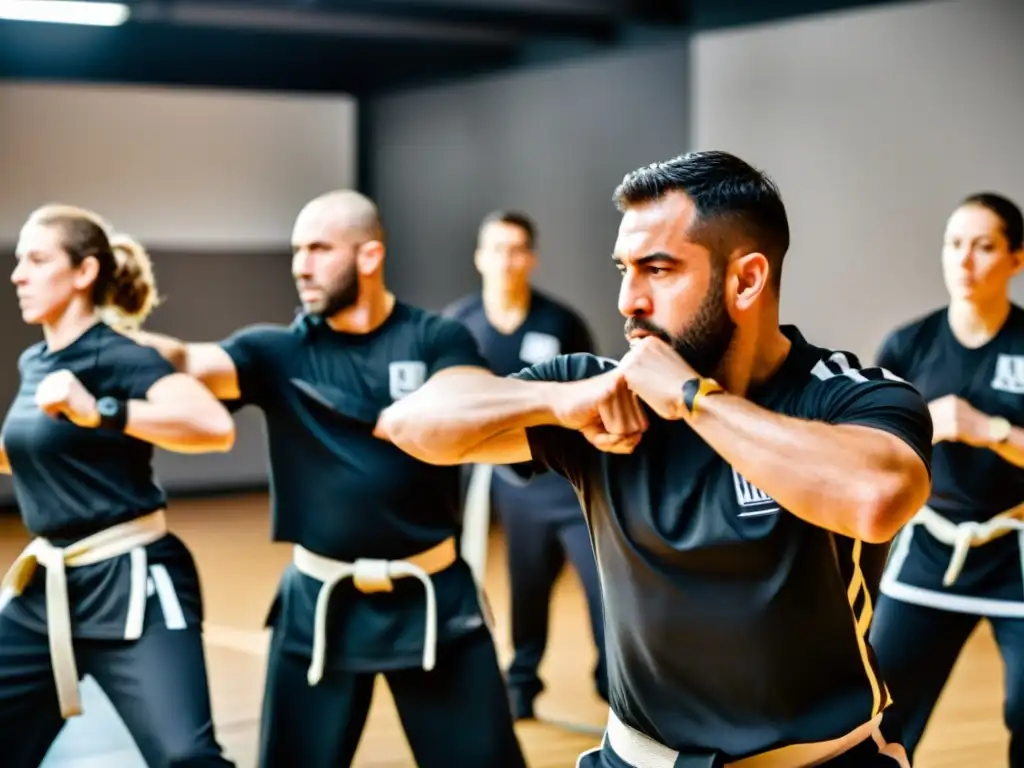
[
  {"xmin": 380, "ymin": 373, "xmax": 560, "ymax": 464},
  {"xmin": 992, "ymin": 425, "xmax": 1024, "ymax": 468},
  {"xmin": 690, "ymin": 393, "xmax": 928, "ymax": 542},
  {"xmin": 124, "ymin": 400, "xmax": 235, "ymax": 454},
  {"xmin": 125, "ymin": 330, "xmax": 188, "ymax": 372}
]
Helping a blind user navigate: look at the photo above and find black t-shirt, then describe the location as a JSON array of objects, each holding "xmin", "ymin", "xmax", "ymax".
[
  {"xmin": 877, "ymin": 305, "xmax": 1024, "ymax": 522},
  {"xmin": 510, "ymin": 326, "xmax": 933, "ymax": 759},
  {"xmin": 3, "ymin": 322, "xmax": 173, "ymax": 538},
  {"xmin": 876, "ymin": 305, "xmax": 1024, "ymax": 600},
  {"xmin": 445, "ymin": 289, "xmax": 594, "ymax": 520},
  {"xmin": 219, "ymin": 302, "xmax": 491, "ymax": 671},
  {"xmin": 0, "ymin": 322, "xmax": 202, "ymax": 639}
]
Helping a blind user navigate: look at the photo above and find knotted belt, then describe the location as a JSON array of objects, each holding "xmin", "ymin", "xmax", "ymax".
[
  {"xmin": 913, "ymin": 502, "xmax": 1024, "ymax": 586},
  {"xmin": 604, "ymin": 709, "xmax": 897, "ymax": 768},
  {"xmin": 0, "ymin": 510, "xmax": 169, "ymax": 718},
  {"xmin": 292, "ymin": 536, "xmax": 457, "ymax": 686}
]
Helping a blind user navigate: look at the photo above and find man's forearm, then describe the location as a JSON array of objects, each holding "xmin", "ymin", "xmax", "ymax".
[
  {"xmin": 689, "ymin": 393, "xmax": 929, "ymax": 542},
  {"xmin": 380, "ymin": 372, "xmax": 561, "ymax": 464},
  {"xmin": 126, "ymin": 330, "xmax": 188, "ymax": 372},
  {"xmin": 992, "ymin": 423, "xmax": 1024, "ymax": 468}
]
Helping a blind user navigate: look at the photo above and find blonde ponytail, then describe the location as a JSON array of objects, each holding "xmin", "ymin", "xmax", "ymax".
[{"xmin": 100, "ymin": 234, "xmax": 161, "ymax": 331}]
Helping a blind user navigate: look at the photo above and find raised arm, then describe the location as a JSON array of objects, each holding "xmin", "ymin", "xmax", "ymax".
[
  {"xmin": 128, "ymin": 330, "xmax": 241, "ymax": 401},
  {"xmin": 123, "ymin": 373, "xmax": 236, "ymax": 454},
  {"xmin": 379, "ymin": 368, "xmax": 559, "ymax": 465},
  {"xmin": 620, "ymin": 337, "xmax": 933, "ymax": 544},
  {"xmin": 378, "ymin": 359, "xmax": 647, "ymax": 466}
]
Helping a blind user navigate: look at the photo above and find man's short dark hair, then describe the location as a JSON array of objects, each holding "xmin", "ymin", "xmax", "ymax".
[
  {"xmin": 479, "ymin": 210, "xmax": 537, "ymax": 251},
  {"xmin": 959, "ymin": 192, "xmax": 1023, "ymax": 252},
  {"xmin": 613, "ymin": 151, "xmax": 790, "ymax": 290}
]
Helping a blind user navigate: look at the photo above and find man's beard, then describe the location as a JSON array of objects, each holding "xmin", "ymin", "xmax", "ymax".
[
  {"xmin": 301, "ymin": 264, "xmax": 359, "ymax": 318},
  {"xmin": 624, "ymin": 266, "xmax": 736, "ymax": 378}
]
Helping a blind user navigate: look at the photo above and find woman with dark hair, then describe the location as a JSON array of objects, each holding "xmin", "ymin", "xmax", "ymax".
[
  {"xmin": 871, "ymin": 192, "xmax": 1024, "ymax": 766},
  {"xmin": 0, "ymin": 204, "xmax": 236, "ymax": 767}
]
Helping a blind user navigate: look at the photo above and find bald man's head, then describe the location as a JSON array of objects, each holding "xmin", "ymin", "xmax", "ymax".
[
  {"xmin": 294, "ymin": 190, "xmax": 385, "ymax": 246},
  {"xmin": 291, "ymin": 190, "xmax": 387, "ymax": 318}
]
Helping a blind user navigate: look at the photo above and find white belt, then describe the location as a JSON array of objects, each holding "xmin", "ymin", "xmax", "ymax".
[
  {"xmin": 914, "ymin": 503, "xmax": 1024, "ymax": 586},
  {"xmin": 605, "ymin": 709, "xmax": 887, "ymax": 768},
  {"xmin": 291, "ymin": 536, "xmax": 457, "ymax": 686},
  {"xmin": 0, "ymin": 510, "xmax": 169, "ymax": 718}
]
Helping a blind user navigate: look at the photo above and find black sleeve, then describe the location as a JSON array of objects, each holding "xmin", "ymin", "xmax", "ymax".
[
  {"xmin": 218, "ymin": 323, "xmax": 284, "ymax": 408},
  {"xmin": 506, "ymin": 353, "xmax": 616, "ymax": 483},
  {"xmin": 117, "ymin": 344, "xmax": 178, "ymax": 400},
  {"xmin": 817, "ymin": 372, "xmax": 934, "ymax": 477},
  {"xmin": 426, "ymin": 316, "xmax": 490, "ymax": 376},
  {"xmin": 563, "ymin": 309, "xmax": 597, "ymax": 355}
]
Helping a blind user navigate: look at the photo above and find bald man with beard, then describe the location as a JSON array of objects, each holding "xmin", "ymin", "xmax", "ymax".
[{"xmin": 134, "ymin": 191, "xmax": 526, "ymax": 768}]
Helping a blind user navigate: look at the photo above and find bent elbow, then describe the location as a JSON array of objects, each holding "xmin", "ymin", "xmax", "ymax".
[
  {"xmin": 855, "ymin": 463, "xmax": 930, "ymax": 544},
  {"xmin": 197, "ymin": 410, "xmax": 236, "ymax": 453},
  {"xmin": 378, "ymin": 406, "xmax": 462, "ymax": 466}
]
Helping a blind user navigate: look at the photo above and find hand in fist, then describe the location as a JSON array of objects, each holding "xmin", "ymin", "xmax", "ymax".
[
  {"xmin": 619, "ymin": 336, "xmax": 698, "ymax": 421},
  {"xmin": 928, "ymin": 394, "xmax": 989, "ymax": 446},
  {"xmin": 550, "ymin": 368, "xmax": 649, "ymax": 454},
  {"xmin": 35, "ymin": 370, "xmax": 100, "ymax": 428}
]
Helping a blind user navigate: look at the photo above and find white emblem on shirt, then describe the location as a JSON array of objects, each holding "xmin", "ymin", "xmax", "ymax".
[
  {"xmin": 732, "ymin": 468, "xmax": 780, "ymax": 517},
  {"xmin": 388, "ymin": 361, "xmax": 427, "ymax": 400},
  {"xmin": 519, "ymin": 332, "xmax": 561, "ymax": 365},
  {"xmin": 992, "ymin": 354, "xmax": 1024, "ymax": 394}
]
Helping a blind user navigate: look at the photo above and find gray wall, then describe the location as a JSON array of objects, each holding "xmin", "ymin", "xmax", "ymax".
[
  {"xmin": 369, "ymin": 41, "xmax": 690, "ymax": 357},
  {"xmin": 693, "ymin": 0, "xmax": 1024, "ymax": 363},
  {"xmin": 0, "ymin": 82, "xmax": 357, "ymax": 502}
]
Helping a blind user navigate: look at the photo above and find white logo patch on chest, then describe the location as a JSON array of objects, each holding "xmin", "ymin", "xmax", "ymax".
[
  {"xmin": 732, "ymin": 468, "xmax": 780, "ymax": 517},
  {"xmin": 992, "ymin": 354, "xmax": 1024, "ymax": 394},
  {"xmin": 388, "ymin": 361, "xmax": 427, "ymax": 400},
  {"xmin": 519, "ymin": 332, "xmax": 561, "ymax": 365}
]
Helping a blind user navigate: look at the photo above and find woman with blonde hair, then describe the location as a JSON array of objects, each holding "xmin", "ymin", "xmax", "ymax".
[{"xmin": 0, "ymin": 204, "xmax": 236, "ymax": 766}]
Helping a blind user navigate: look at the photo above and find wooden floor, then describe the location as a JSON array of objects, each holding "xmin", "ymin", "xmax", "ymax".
[{"xmin": 0, "ymin": 492, "xmax": 1012, "ymax": 767}]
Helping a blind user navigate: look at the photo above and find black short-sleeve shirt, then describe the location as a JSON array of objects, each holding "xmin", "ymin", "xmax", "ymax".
[
  {"xmin": 2, "ymin": 322, "xmax": 174, "ymax": 538},
  {"xmin": 0, "ymin": 322, "xmax": 202, "ymax": 640},
  {"xmin": 510, "ymin": 325, "xmax": 933, "ymax": 760},
  {"xmin": 875, "ymin": 305, "xmax": 1024, "ymax": 604},
  {"xmin": 877, "ymin": 305, "xmax": 1024, "ymax": 522},
  {"xmin": 219, "ymin": 302, "xmax": 491, "ymax": 671},
  {"xmin": 444, "ymin": 289, "xmax": 595, "ymax": 519}
]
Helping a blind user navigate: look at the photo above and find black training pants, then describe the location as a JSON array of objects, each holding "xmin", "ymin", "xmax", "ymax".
[
  {"xmin": 870, "ymin": 594, "xmax": 1024, "ymax": 766},
  {"xmin": 501, "ymin": 506, "xmax": 608, "ymax": 702},
  {"xmin": 0, "ymin": 611, "xmax": 232, "ymax": 767},
  {"xmin": 259, "ymin": 625, "xmax": 527, "ymax": 768}
]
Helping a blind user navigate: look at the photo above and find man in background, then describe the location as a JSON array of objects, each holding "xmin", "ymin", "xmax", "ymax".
[{"xmin": 445, "ymin": 210, "xmax": 608, "ymax": 719}]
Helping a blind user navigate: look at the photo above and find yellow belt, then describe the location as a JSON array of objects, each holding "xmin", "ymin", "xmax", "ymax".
[
  {"xmin": 914, "ymin": 502, "xmax": 1024, "ymax": 586},
  {"xmin": 291, "ymin": 536, "xmax": 457, "ymax": 686},
  {"xmin": 0, "ymin": 509, "xmax": 168, "ymax": 718}
]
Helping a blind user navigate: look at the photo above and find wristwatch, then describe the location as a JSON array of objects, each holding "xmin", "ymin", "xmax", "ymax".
[
  {"xmin": 96, "ymin": 397, "xmax": 128, "ymax": 432},
  {"xmin": 989, "ymin": 416, "xmax": 1012, "ymax": 444},
  {"xmin": 681, "ymin": 376, "xmax": 724, "ymax": 416}
]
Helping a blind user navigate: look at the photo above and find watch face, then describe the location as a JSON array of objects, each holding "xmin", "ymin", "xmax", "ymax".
[
  {"xmin": 990, "ymin": 417, "xmax": 1012, "ymax": 442},
  {"xmin": 97, "ymin": 397, "xmax": 118, "ymax": 417}
]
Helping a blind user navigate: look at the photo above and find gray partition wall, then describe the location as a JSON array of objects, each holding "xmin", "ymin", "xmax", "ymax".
[
  {"xmin": 0, "ymin": 82, "xmax": 358, "ymax": 504},
  {"xmin": 692, "ymin": 0, "xmax": 1024, "ymax": 363},
  {"xmin": 368, "ymin": 41, "xmax": 691, "ymax": 358}
]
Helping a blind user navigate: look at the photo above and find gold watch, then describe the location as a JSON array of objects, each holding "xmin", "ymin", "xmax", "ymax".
[{"xmin": 989, "ymin": 416, "xmax": 1012, "ymax": 444}]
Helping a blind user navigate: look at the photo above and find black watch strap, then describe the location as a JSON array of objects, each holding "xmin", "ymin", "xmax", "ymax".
[{"xmin": 96, "ymin": 397, "xmax": 128, "ymax": 432}]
